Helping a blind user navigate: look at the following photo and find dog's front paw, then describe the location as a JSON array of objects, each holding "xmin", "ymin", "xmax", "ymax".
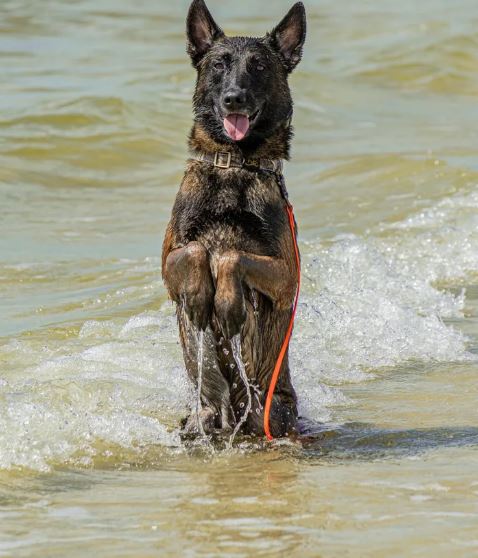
[
  {"xmin": 214, "ymin": 289, "xmax": 246, "ymax": 339},
  {"xmin": 181, "ymin": 406, "xmax": 216, "ymax": 436},
  {"xmin": 214, "ymin": 252, "xmax": 246, "ymax": 339},
  {"xmin": 180, "ymin": 242, "xmax": 215, "ymax": 331},
  {"xmin": 183, "ymin": 274, "xmax": 214, "ymax": 331}
]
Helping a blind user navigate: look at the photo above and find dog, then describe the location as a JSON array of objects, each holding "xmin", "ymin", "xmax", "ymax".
[{"xmin": 162, "ymin": 0, "xmax": 306, "ymax": 438}]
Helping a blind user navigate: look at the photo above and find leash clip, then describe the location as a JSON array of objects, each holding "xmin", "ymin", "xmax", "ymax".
[{"xmin": 213, "ymin": 151, "xmax": 232, "ymax": 169}]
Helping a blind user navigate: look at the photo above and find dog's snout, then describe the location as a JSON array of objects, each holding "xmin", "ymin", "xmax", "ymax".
[{"xmin": 223, "ymin": 88, "xmax": 247, "ymax": 110}]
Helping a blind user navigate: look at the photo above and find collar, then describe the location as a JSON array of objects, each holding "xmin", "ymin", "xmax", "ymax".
[
  {"xmin": 190, "ymin": 150, "xmax": 290, "ymax": 203},
  {"xmin": 190, "ymin": 150, "xmax": 283, "ymax": 174}
]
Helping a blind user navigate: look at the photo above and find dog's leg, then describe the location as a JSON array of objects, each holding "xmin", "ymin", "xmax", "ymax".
[
  {"xmin": 163, "ymin": 241, "xmax": 215, "ymax": 331},
  {"xmin": 178, "ymin": 310, "xmax": 233, "ymax": 434},
  {"xmin": 213, "ymin": 251, "xmax": 296, "ymax": 338},
  {"xmin": 221, "ymin": 331, "xmax": 298, "ymax": 437},
  {"xmin": 213, "ymin": 251, "xmax": 298, "ymax": 437},
  {"xmin": 164, "ymin": 242, "xmax": 234, "ymax": 433},
  {"xmin": 246, "ymin": 390, "xmax": 298, "ymax": 438}
]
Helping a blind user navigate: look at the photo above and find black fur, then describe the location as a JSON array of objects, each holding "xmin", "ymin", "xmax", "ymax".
[
  {"xmin": 171, "ymin": 169, "xmax": 286, "ymax": 256},
  {"xmin": 162, "ymin": 1, "xmax": 307, "ymax": 438}
]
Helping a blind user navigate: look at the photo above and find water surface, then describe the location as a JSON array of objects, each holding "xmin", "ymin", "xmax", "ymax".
[{"xmin": 1, "ymin": 0, "xmax": 478, "ymax": 556}]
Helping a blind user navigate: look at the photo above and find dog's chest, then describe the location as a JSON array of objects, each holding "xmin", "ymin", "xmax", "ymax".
[{"xmin": 175, "ymin": 170, "xmax": 285, "ymax": 256}]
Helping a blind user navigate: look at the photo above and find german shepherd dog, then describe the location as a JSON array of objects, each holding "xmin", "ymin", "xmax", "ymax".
[{"xmin": 162, "ymin": 0, "xmax": 306, "ymax": 438}]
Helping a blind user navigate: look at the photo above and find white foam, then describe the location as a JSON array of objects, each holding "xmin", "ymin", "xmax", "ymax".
[
  {"xmin": 291, "ymin": 189, "xmax": 478, "ymax": 421},
  {"xmin": 379, "ymin": 189, "xmax": 478, "ymax": 284},
  {"xmin": 0, "ymin": 309, "xmax": 189, "ymax": 471},
  {"xmin": 293, "ymin": 230, "xmax": 474, "ymax": 421}
]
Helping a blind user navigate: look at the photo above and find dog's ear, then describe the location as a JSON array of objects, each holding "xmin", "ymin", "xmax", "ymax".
[
  {"xmin": 187, "ymin": 0, "xmax": 224, "ymax": 67},
  {"xmin": 268, "ymin": 2, "xmax": 307, "ymax": 73}
]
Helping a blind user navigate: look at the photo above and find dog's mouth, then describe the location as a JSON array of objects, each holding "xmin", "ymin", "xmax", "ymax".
[{"xmin": 219, "ymin": 108, "xmax": 261, "ymax": 142}]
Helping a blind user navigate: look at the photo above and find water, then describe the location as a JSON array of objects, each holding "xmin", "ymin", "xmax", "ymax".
[
  {"xmin": 195, "ymin": 329, "xmax": 207, "ymax": 438},
  {"xmin": 1, "ymin": 0, "xmax": 478, "ymax": 555},
  {"xmin": 228, "ymin": 334, "xmax": 252, "ymax": 447}
]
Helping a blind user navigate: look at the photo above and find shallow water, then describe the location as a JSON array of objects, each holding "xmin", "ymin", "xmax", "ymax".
[{"xmin": 1, "ymin": 0, "xmax": 478, "ymax": 556}]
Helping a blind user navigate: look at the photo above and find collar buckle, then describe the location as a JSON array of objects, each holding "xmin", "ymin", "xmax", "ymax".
[
  {"xmin": 272, "ymin": 159, "xmax": 283, "ymax": 174},
  {"xmin": 213, "ymin": 151, "xmax": 232, "ymax": 169}
]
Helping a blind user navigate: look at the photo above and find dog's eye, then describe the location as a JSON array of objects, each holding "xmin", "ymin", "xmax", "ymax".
[
  {"xmin": 214, "ymin": 62, "xmax": 225, "ymax": 71},
  {"xmin": 257, "ymin": 63, "xmax": 265, "ymax": 71}
]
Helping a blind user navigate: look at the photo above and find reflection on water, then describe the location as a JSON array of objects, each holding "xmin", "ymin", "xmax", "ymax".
[{"xmin": 1, "ymin": 0, "xmax": 478, "ymax": 556}]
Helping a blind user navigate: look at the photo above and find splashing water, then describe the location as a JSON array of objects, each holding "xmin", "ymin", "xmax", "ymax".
[
  {"xmin": 0, "ymin": 189, "xmax": 476, "ymax": 470},
  {"xmin": 195, "ymin": 329, "xmax": 207, "ymax": 438},
  {"xmin": 228, "ymin": 334, "xmax": 252, "ymax": 447}
]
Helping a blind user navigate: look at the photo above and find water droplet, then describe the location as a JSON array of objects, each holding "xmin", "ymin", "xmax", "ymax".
[
  {"xmin": 240, "ymin": 402, "xmax": 245, "ymax": 408},
  {"xmin": 256, "ymin": 408, "xmax": 261, "ymax": 415},
  {"xmin": 232, "ymin": 383, "xmax": 237, "ymax": 389}
]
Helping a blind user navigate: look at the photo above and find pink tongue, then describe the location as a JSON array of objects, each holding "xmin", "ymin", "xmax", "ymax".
[{"xmin": 223, "ymin": 114, "xmax": 250, "ymax": 141}]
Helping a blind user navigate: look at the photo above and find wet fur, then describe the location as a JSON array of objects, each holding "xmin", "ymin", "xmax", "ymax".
[{"xmin": 162, "ymin": 0, "xmax": 306, "ymax": 438}]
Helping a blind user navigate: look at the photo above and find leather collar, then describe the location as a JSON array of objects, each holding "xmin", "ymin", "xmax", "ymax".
[{"xmin": 190, "ymin": 150, "xmax": 283, "ymax": 174}]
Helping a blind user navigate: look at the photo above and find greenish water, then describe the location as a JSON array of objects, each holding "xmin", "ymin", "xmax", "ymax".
[{"xmin": 1, "ymin": 1, "xmax": 478, "ymax": 556}]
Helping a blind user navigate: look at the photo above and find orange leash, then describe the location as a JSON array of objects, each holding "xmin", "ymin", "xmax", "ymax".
[{"xmin": 263, "ymin": 201, "xmax": 301, "ymax": 440}]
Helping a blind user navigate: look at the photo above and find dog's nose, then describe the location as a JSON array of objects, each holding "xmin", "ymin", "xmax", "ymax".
[{"xmin": 223, "ymin": 89, "xmax": 247, "ymax": 110}]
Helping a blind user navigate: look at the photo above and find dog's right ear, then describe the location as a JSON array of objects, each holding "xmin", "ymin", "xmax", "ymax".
[{"xmin": 187, "ymin": 0, "xmax": 224, "ymax": 67}]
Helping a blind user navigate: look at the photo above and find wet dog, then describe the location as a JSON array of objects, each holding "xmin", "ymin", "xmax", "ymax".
[{"xmin": 162, "ymin": 0, "xmax": 306, "ymax": 438}]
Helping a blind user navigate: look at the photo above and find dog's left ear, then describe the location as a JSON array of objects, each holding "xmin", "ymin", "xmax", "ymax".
[
  {"xmin": 187, "ymin": 0, "xmax": 224, "ymax": 67},
  {"xmin": 268, "ymin": 2, "xmax": 307, "ymax": 73}
]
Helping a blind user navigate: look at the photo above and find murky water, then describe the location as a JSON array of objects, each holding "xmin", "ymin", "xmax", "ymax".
[{"xmin": 1, "ymin": 0, "xmax": 478, "ymax": 555}]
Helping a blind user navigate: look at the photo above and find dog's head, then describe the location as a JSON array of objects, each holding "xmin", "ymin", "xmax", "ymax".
[{"xmin": 187, "ymin": 0, "xmax": 306, "ymax": 148}]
